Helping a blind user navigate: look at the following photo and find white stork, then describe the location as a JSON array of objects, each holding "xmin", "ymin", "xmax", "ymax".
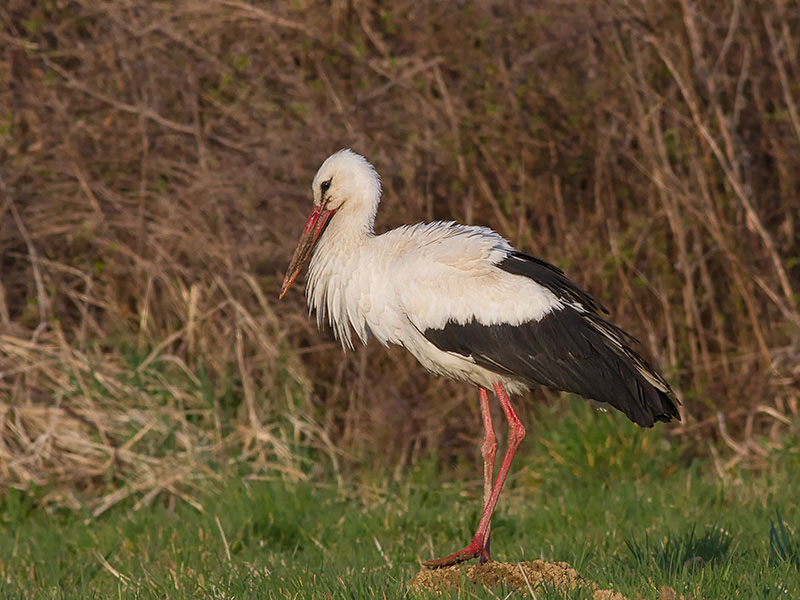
[{"xmin": 279, "ymin": 149, "xmax": 680, "ymax": 568}]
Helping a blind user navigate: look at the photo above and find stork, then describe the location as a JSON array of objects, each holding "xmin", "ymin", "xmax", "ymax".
[{"xmin": 279, "ymin": 149, "xmax": 680, "ymax": 568}]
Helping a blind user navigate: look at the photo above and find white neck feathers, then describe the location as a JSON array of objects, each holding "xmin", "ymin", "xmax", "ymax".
[{"xmin": 305, "ymin": 150, "xmax": 383, "ymax": 347}]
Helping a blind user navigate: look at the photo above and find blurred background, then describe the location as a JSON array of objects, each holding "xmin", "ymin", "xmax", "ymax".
[{"xmin": 1, "ymin": 0, "xmax": 798, "ymax": 512}]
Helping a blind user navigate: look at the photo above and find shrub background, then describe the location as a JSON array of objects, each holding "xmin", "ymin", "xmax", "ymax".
[{"xmin": 1, "ymin": 0, "xmax": 798, "ymax": 509}]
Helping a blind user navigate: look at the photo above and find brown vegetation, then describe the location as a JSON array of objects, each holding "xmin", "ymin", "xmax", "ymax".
[{"xmin": 1, "ymin": 1, "xmax": 799, "ymax": 509}]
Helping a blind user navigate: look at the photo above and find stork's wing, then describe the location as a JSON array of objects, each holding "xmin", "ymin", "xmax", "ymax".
[
  {"xmin": 497, "ymin": 251, "xmax": 608, "ymax": 314},
  {"xmin": 416, "ymin": 251, "xmax": 680, "ymax": 428}
]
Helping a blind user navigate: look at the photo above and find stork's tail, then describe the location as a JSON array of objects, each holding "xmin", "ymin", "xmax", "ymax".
[{"xmin": 585, "ymin": 313, "xmax": 680, "ymax": 427}]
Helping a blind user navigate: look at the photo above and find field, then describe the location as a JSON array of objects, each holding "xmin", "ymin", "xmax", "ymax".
[
  {"xmin": 1, "ymin": 1, "xmax": 799, "ymax": 598},
  {"xmin": 2, "ymin": 400, "xmax": 799, "ymax": 598}
]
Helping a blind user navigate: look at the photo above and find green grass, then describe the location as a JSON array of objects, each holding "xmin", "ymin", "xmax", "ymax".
[{"xmin": 1, "ymin": 399, "xmax": 798, "ymax": 599}]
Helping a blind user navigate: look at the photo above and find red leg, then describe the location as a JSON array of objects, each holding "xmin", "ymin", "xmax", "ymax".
[
  {"xmin": 423, "ymin": 383, "xmax": 525, "ymax": 568},
  {"xmin": 478, "ymin": 387, "xmax": 497, "ymax": 563}
]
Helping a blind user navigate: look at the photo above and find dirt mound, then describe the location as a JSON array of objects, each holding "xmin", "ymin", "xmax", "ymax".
[{"xmin": 409, "ymin": 560, "xmax": 627, "ymax": 598}]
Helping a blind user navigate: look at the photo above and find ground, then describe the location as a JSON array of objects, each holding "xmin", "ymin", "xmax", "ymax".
[{"xmin": 410, "ymin": 560, "xmax": 628, "ymax": 598}]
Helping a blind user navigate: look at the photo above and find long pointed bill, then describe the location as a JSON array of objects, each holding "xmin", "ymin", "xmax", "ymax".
[{"xmin": 279, "ymin": 205, "xmax": 335, "ymax": 299}]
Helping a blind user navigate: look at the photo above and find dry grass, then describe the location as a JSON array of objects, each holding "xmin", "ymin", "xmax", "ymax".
[{"xmin": 1, "ymin": 0, "xmax": 799, "ymax": 508}]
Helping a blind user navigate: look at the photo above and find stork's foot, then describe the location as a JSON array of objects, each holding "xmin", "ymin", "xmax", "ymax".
[{"xmin": 422, "ymin": 539, "xmax": 490, "ymax": 569}]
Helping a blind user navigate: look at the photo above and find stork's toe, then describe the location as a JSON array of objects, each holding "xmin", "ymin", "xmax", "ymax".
[{"xmin": 422, "ymin": 538, "xmax": 491, "ymax": 569}]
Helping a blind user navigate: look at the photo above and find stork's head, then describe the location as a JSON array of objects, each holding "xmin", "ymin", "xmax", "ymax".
[{"xmin": 280, "ymin": 149, "xmax": 381, "ymax": 299}]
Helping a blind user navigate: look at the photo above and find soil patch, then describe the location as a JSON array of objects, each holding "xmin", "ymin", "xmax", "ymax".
[{"xmin": 409, "ymin": 560, "xmax": 628, "ymax": 598}]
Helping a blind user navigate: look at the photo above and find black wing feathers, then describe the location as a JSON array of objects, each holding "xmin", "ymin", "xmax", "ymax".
[
  {"xmin": 422, "ymin": 252, "xmax": 680, "ymax": 428},
  {"xmin": 497, "ymin": 252, "xmax": 608, "ymax": 314}
]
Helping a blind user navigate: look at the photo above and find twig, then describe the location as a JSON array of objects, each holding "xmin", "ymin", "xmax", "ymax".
[
  {"xmin": 94, "ymin": 551, "xmax": 132, "ymax": 585},
  {"xmin": 314, "ymin": 59, "xmax": 355, "ymax": 136},
  {"xmin": 647, "ymin": 34, "xmax": 797, "ymax": 315},
  {"xmin": 517, "ymin": 563, "xmax": 539, "ymax": 599},
  {"xmin": 717, "ymin": 411, "xmax": 748, "ymax": 456},
  {"xmin": 41, "ymin": 57, "xmax": 249, "ymax": 153},
  {"xmin": 761, "ymin": 5, "xmax": 800, "ymax": 144},
  {"xmin": 4, "ymin": 182, "xmax": 49, "ymax": 329},
  {"xmin": 359, "ymin": 57, "xmax": 443, "ymax": 103},
  {"xmin": 216, "ymin": 515, "xmax": 232, "ymax": 562},
  {"xmin": 373, "ymin": 536, "xmax": 393, "ymax": 568},
  {"xmin": 711, "ymin": 0, "xmax": 742, "ymax": 78},
  {"xmin": 219, "ymin": 0, "xmax": 313, "ymax": 36}
]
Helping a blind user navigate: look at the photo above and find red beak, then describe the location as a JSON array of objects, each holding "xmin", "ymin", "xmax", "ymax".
[{"xmin": 279, "ymin": 205, "xmax": 335, "ymax": 299}]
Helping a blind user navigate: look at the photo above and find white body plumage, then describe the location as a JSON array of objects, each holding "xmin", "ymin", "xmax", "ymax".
[{"xmin": 307, "ymin": 217, "xmax": 562, "ymax": 393}]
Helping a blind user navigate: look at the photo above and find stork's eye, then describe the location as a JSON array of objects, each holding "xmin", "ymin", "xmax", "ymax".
[{"xmin": 320, "ymin": 178, "xmax": 332, "ymax": 194}]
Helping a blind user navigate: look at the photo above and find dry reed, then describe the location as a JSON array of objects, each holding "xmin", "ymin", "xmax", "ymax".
[{"xmin": 1, "ymin": 0, "xmax": 798, "ymax": 510}]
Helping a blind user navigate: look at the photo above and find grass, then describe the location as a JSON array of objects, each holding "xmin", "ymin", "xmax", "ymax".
[{"xmin": 2, "ymin": 399, "xmax": 798, "ymax": 599}]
